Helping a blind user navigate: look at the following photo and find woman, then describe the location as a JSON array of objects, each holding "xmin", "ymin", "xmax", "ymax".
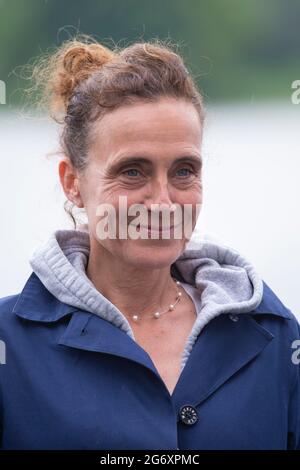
[{"xmin": 0, "ymin": 37, "xmax": 299, "ymax": 450}]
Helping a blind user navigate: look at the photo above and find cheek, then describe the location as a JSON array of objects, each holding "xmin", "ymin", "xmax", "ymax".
[
  {"xmin": 175, "ymin": 183, "xmax": 203, "ymax": 206},
  {"xmin": 83, "ymin": 180, "xmax": 117, "ymax": 213},
  {"xmin": 190, "ymin": 182, "xmax": 203, "ymax": 211},
  {"xmin": 174, "ymin": 188, "xmax": 203, "ymax": 228}
]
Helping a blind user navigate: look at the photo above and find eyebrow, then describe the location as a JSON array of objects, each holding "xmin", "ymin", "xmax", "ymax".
[{"xmin": 107, "ymin": 155, "xmax": 203, "ymax": 172}]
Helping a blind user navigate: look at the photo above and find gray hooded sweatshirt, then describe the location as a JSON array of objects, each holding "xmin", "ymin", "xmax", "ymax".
[{"xmin": 29, "ymin": 229, "xmax": 264, "ymax": 372}]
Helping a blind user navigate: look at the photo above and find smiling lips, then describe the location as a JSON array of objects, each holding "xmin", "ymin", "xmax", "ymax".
[{"xmin": 137, "ymin": 223, "xmax": 179, "ymax": 232}]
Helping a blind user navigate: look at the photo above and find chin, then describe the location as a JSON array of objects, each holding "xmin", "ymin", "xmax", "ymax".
[{"xmin": 121, "ymin": 240, "xmax": 185, "ymax": 269}]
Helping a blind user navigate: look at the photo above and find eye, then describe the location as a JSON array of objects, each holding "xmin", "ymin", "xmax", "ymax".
[
  {"xmin": 121, "ymin": 168, "xmax": 142, "ymax": 177},
  {"xmin": 176, "ymin": 167, "xmax": 194, "ymax": 177}
]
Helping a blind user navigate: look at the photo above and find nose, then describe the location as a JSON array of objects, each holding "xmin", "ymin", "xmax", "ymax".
[
  {"xmin": 143, "ymin": 177, "xmax": 175, "ymax": 212},
  {"xmin": 142, "ymin": 178, "xmax": 177, "ymax": 227}
]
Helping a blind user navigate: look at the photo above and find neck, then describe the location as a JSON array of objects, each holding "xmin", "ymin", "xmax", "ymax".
[{"xmin": 86, "ymin": 241, "xmax": 178, "ymax": 322}]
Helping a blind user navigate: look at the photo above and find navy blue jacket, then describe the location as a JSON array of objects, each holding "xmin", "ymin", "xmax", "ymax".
[{"xmin": 0, "ymin": 272, "xmax": 299, "ymax": 450}]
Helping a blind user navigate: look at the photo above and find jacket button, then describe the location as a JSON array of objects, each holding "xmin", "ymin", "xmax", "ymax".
[
  {"xmin": 229, "ymin": 314, "xmax": 239, "ymax": 322},
  {"xmin": 179, "ymin": 405, "xmax": 198, "ymax": 425}
]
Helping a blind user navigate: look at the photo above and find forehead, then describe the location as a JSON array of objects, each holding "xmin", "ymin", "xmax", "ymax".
[{"xmin": 89, "ymin": 98, "xmax": 202, "ymax": 163}]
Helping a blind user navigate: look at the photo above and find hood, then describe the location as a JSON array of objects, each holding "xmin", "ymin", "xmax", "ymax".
[{"xmin": 29, "ymin": 228, "xmax": 264, "ymax": 370}]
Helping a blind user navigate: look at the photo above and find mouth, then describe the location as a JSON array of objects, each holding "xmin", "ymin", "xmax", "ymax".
[{"xmin": 136, "ymin": 223, "xmax": 180, "ymax": 232}]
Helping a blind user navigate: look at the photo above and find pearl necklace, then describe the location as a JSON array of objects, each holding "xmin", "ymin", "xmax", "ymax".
[{"xmin": 131, "ymin": 278, "xmax": 182, "ymax": 322}]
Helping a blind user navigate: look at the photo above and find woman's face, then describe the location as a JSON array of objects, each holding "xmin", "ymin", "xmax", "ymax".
[{"xmin": 67, "ymin": 97, "xmax": 203, "ymax": 269}]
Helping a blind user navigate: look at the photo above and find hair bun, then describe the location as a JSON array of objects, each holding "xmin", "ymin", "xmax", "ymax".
[
  {"xmin": 60, "ymin": 43, "xmax": 115, "ymax": 109},
  {"xmin": 63, "ymin": 44, "xmax": 113, "ymax": 75},
  {"xmin": 27, "ymin": 39, "xmax": 116, "ymax": 122}
]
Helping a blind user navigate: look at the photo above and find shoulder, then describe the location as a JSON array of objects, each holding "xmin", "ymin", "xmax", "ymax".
[
  {"xmin": 250, "ymin": 279, "xmax": 300, "ymax": 389},
  {"xmin": 254, "ymin": 279, "xmax": 300, "ymax": 334},
  {"xmin": 0, "ymin": 294, "xmax": 20, "ymax": 322},
  {"xmin": 251, "ymin": 279, "xmax": 300, "ymax": 350},
  {"xmin": 0, "ymin": 293, "xmax": 23, "ymax": 343},
  {"xmin": 0, "ymin": 293, "xmax": 19, "ymax": 308},
  {"xmin": 260, "ymin": 280, "xmax": 297, "ymax": 318}
]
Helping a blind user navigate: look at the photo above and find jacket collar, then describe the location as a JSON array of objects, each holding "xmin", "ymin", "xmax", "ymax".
[
  {"xmin": 13, "ymin": 271, "xmax": 292, "ymax": 323},
  {"xmin": 12, "ymin": 271, "xmax": 291, "ymax": 407},
  {"xmin": 12, "ymin": 272, "xmax": 78, "ymax": 321},
  {"xmin": 250, "ymin": 281, "xmax": 292, "ymax": 319}
]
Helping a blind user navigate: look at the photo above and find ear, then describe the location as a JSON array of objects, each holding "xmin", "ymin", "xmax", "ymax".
[{"xmin": 58, "ymin": 158, "xmax": 84, "ymax": 208}]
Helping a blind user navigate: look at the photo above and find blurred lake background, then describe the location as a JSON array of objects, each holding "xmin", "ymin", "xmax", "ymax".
[{"xmin": 0, "ymin": 0, "xmax": 299, "ymax": 318}]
